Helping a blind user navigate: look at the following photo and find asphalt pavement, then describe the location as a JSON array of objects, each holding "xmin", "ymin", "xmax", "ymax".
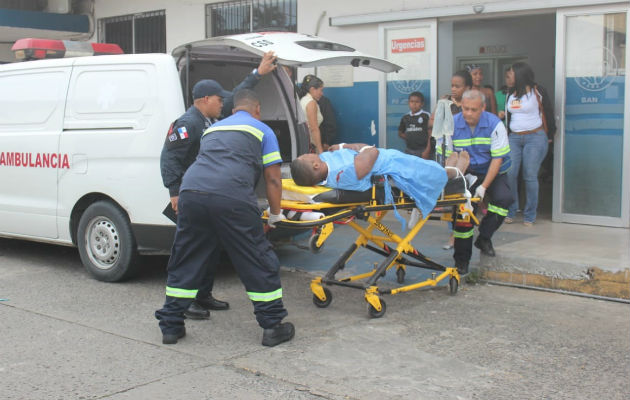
[{"xmin": 1, "ymin": 237, "xmax": 629, "ymax": 400}]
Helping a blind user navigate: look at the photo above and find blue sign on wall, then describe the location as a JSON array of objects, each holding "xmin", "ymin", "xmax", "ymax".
[
  {"xmin": 563, "ymin": 76, "xmax": 625, "ymax": 217},
  {"xmin": 386, "ymin": 80, "xmax": 431, "ymax": 151}
]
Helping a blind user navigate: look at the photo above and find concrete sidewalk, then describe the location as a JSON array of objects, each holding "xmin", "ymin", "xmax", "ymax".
[
  {"xmin": 0, "ymin": 239, "xmax": 628, "ymax": 400},
  {"xmin": 275, "ymin": 214, "xmax": 630, "ymax": 300}
]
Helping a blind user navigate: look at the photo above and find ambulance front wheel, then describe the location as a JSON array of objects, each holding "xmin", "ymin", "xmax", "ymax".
[{"xmin": 77, "ymin": 201, "xmax": 138, "ymax": 282}]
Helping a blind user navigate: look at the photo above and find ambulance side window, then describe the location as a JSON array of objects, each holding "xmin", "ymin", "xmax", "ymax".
[
  {"xmin": 64, "ymin": 67, "xmax": 155, "ymax": 130},
  {"xmin": 0, "ymin": 70, "xmax": 69, "ymax": 131}
]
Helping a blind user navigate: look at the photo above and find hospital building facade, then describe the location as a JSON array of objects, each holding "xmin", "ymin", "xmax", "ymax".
[{"xmin": 0, "ymin": 0, "xmax": 627, "ymax": 229}]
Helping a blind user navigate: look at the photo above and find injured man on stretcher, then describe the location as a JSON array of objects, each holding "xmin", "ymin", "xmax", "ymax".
[{"xmin": 290, "ymin": 143, "xmax": 470, "ymax": 222}]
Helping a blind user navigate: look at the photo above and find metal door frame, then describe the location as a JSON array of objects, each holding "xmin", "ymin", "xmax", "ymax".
[{"xmin": 554, "ymin": 4, "xmax": 629, "ymax": 227}]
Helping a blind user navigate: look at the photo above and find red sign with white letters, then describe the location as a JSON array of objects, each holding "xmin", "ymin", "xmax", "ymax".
[{"xmin": 391, "ymin": 38, "xmax": 425, "ymax": 53}]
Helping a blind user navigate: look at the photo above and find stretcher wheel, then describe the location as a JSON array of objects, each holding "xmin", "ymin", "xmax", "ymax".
[
  {"xmin": 313, "ymin": 287, "xmax": 332, "ymax": 308},
  {"xmin": 367, "ymin": 299, "xmax": 386, "ymax": 318},
  {"xmin": 309, "ymin": 233, "xmax": 323, "ymax": 253},
  {"xmin": 396, "ymin": 267, "xmax": 405, "ymax": 284},
  {"xmin": 449, "ymin": 277, "xmax": 459, "ymax": 295}
]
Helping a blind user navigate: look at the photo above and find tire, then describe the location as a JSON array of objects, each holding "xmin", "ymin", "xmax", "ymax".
[
  {"xmin": 309, "ymin": 233, "xmax": 323, "ymax": 253},
  {"xmin": 396, "ymin": 267, "xmax": 405, "ymax": 284},
  {"xmin": 77, "ymin": 201, "xmax": 138, "ymax": 282},
  {"xmin": 449, "ymin": 277, "xmax": 459, "ymax": 295},
  {"xmin": 312, "ymin": 287, "xmax": 332, "ymax": 308},
  {"xmin": 367, "ymin": 298, "xmax": 386, "ymax": 318}
]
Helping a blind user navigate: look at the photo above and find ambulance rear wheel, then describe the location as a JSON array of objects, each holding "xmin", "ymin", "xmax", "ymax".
[
  {"xmin": 77, "ymin": 201, "xmax": 138, "ymax": 282},
  {"xmin": 313, "ymin": 287, "xmax": 332, "ymax": 308}
]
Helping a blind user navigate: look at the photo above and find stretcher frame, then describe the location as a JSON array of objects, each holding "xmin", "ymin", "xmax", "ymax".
[{"xmin": 266, "ymin": 179, "xmax": 480, "ymax": 318}]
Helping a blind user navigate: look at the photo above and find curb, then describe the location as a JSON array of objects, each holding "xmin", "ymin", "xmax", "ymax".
[{"xmin": 479, "ymin": 259, "xmax": 630, "ymax": 300}]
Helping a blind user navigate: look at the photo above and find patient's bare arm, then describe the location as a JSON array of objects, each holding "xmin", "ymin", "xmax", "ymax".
[{"xmin": 354, "ymin": 147, "xmax": 379, "ymax": 180}]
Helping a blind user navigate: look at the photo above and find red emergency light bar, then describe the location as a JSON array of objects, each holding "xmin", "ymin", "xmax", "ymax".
[{"xmin": 11, "ymin": 38, "xmax": 124, "ymax": 61}]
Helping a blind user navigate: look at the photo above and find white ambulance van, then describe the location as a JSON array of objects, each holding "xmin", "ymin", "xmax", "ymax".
[{"xmin": 0, "ymin": 33, "xmax": 400, "ymax": 282}]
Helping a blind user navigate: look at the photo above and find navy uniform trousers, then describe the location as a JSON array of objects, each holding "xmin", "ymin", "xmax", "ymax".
[
  {"xmin": 453, "ymin": 172, "xmax": 513, "ymax": 265},
  {"xmin": 155, "ymin": 190, "xmax": 287, "ymax": 335}
]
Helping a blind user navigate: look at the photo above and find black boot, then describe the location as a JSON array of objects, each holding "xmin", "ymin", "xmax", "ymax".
[
  {"xmin": 162, "ymin": 327, "xmax": 186, "ymax": 345},
  {"xmin": 456, "ymin": 261, "xmax": 469, "ymax": 275},
  {"xmin": 196, "ymin": 294, "xmax": 230, "ymax": 310},
  {"xmin": 184, "ymin": 301, "xmax": 210, "ymax": 320},
  {"xmin": 474, "ymin": 236, "xmax": 496, "ymax": 257},
  {"xmin": 262, "ymin": 322, "xmax": 295, "ymax": 347}
]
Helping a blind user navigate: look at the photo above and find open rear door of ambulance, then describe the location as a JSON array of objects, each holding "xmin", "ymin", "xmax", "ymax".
[{"xmin": 172, "ymin": 32, "xmax": 402, "ymax": 73}]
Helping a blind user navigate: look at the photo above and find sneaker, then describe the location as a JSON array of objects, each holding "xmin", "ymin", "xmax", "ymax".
[
  {"xmin": 184, "ymin": 301, "xmax": 210, "ymax": 320},
  {"xmin": 162, "ymin": 327, "xmax": 186, "ymax": 345},
  {"xmin": 262, "ymin": 322, "xmax": 295, "ymax": 347},
  {"xmin": 504, "ymin": 217, "xmax": 513, "ymax": 224},
  {"xmin": 474, "ymin": 236, "xmax": 496, "ymax": 257}
]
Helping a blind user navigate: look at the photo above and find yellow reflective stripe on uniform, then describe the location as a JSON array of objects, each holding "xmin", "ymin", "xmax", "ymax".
[
  {"xmin": 453, "ymin": 138, "xmax": 492, "ymax": 146},
  {"xmin": 471, "ymin": 137, "xmax": 492, "ymax": 145},
  {"xmin": 166, "ymin": 286, "xmax": 198, "ymax": 298},
  {"xmin": 452, "ymin": 139, "xmax": 472, "ymax": 146},
  {"xmin": 247, "ymin": 288, "xmax": 282, "ymax": 302},
  {"xmin": 453, "ymin": 229, "xmax": 474, "ymax": 239},
  {"xmin": 491, "ymin": 145, "xmax": 510, "ymax": 157},
  {"xmin": 436, "ymin": 147, "xmax": 453, "ymax": 156},
  {"xmin": 488, "ymin": 204, "xmax": 508, "ymax": 216},
  {"xmin": 262, "ymin": 151, "xmax": 281, "ymax": 164},
  {"xmin": 202, "ymin": 124, "xmax": 264, "ymax": 142}
]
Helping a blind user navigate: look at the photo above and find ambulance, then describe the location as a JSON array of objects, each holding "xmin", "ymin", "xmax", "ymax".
[{"xmin": 0, "ymin": 33, "xmax": 400, "ymax": 282}]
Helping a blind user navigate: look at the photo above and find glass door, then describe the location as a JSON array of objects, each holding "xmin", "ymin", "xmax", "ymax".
[
  {"xmin": 554, "ymin": 6, "xmax": 629, "ymax": 227},
  {"xmin": 378, "ymin": 20, "xmax": 437, "ymax": 150}
]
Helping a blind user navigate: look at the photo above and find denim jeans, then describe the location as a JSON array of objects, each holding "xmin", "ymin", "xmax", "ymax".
[{"xmin": 506, "ymin": 130, "xmax": 548, "ymax": 223}]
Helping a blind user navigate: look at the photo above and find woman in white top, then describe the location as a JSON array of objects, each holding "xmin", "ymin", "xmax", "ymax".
[
  {"xmin": 504, "ymin": 62, "xmax": 555, "ymax": 225},
  {"xmin": 299, "ymin": 75, "xmax": 325, "ymax": 153}
]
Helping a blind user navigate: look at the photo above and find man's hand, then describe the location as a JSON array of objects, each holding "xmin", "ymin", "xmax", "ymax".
[
  {"xmin": 267, "ymin": 210, "xmax": 286, "ymax": 228},
  {"xmin": 257, "ymin": 51, "xmax": 278, "ymax": 76},
  {"xmin": 474, "ymin": 185, "xmax": 486, "ymax": 200},
  {"xmin": 170, "ymin": 196, "xmax": 179, "ymax": 213}
]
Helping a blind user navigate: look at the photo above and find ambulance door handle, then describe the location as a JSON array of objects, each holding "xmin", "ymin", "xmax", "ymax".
[{"xmin": 72, "ymin": 154, "xmax": 88, "ymax": 174}]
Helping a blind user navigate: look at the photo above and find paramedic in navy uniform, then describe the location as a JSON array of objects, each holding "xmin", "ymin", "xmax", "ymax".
[
  {"xmin": 156, "ymin": 89, "xmax": 294, "ymax": 346},
  {"xmin": 160, "ymin": 51, "xmax": 277, "ymax": 320}
]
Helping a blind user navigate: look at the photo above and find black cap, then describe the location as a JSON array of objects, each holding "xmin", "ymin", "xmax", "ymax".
[{"xmin": 192, "ymin": 79, "xmax": 231, "ymax": 100}]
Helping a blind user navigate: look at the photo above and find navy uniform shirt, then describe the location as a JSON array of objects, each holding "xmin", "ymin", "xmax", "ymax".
[
  {"xmin": 159, "ymin": 72, "xmax": 260, "ymax": 197},
  {"xmin": 181, "ymin": 110, "xmax": 282, "ymax": 205}
]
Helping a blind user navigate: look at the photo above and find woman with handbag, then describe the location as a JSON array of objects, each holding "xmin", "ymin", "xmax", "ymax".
[{"xmin": 504, "ymin": 62, "xmax": 556, "ymax": 226}]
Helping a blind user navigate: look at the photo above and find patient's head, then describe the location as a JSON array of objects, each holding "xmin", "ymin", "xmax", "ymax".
[{"xmin": 291, "ymin": 154, "xmax": 324, "ymax": 186}]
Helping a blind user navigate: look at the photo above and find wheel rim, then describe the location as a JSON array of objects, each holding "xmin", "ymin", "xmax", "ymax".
[{"xmin": 84, "ymin": 216, "xmax": 120, "ymax": 270}]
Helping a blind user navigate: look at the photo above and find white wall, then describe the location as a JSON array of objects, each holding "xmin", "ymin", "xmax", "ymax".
[
  {"xmin": 0, "ymin": 44, "xmax": 13, "ymax": 63},
  {"xmin": 94, "ymin": 0, "xmax": 207, "ymax": 51}
]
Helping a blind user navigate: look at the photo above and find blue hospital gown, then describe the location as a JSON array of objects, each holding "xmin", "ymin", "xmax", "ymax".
[{"xmin": 319, "ymin": 149, "xmax": 447, "ymax": 221}]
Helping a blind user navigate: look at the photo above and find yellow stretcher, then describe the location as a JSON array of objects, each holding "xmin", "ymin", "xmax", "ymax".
[{"xmin": 264, "ymin": 177, "xmax": 479, "ymax": 318}]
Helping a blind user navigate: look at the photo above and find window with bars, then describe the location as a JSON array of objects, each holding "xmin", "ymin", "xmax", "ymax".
[
  {"xmin": 205, "ymin": 0, "xmax": 297, "ymax": 38},
  {"xmin": 98, "ymin": 10, "xmax": 166, "ymax": 54}
]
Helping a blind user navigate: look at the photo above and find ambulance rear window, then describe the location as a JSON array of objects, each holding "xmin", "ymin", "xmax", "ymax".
[{"xmin": 295, "ymin": 41, "xmax": 354, "ymax": 52}]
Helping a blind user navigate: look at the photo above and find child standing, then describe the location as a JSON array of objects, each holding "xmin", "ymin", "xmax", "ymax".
[{"xmin": 398, "ymin": 92, "xmax": 433, "ymax": 160}]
